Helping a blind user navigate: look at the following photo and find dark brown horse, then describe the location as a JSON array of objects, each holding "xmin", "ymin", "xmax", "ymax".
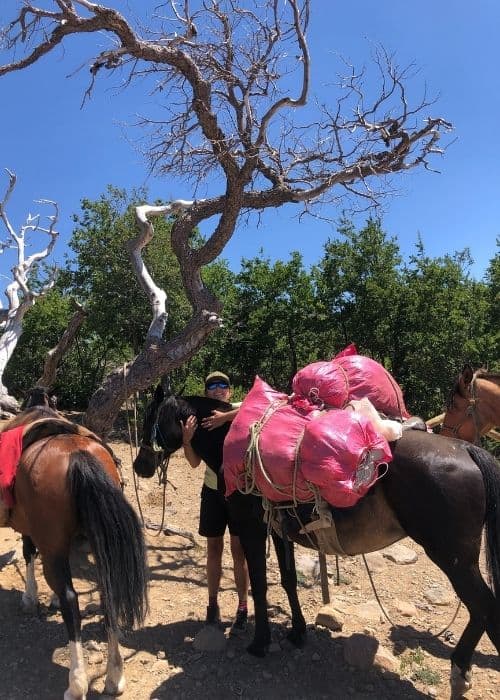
[
  {"xmin": 1, "ymin": 399, "xmax": 148, "ymax": 699},
  {"xmin": 441, "ymin": 365, "xmax": 500, "ymax": 443},
  {"xmin": 133, "ymin": 385, "xmax": 500, "ymax": 699}
]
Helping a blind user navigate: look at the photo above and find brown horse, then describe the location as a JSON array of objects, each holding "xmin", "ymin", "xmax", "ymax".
[
  {"xmin": 1, "ymin": 400, "xmax": 148, "ymax": 699},
  {"xmin": 441, "ymin": 365, "xmax": 500, "ymax": 443},
  {"xmin": 134, "ymin": 387, "xmax": 500, "ymax": 700}
]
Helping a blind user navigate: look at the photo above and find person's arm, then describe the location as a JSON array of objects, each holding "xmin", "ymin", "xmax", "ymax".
[
  {"xmin": 202, "ymin": 407, "xmax": 239, "ymax": 431},
  {"xmin": 181, "ymin": 415, "xmax": 201, "ymax": 468}
]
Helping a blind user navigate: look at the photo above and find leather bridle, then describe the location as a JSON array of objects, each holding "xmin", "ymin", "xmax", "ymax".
[{"xmin": 441, "ymin": 374, "xmax": 481, "ymax": 444}]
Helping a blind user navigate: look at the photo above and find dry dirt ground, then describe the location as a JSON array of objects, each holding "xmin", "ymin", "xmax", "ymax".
[{"xmin": 1, "ymin": 431, "xmax": 499, "ymax": 700}]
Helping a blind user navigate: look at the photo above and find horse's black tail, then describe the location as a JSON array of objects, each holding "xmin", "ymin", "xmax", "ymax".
[
  {"xmin": 68, "ymin": 451, "xmax": 149, "ymax": 631},
  {"xmin": 467, "ymin": 444, "xmax": 500, "ymax": 597}
]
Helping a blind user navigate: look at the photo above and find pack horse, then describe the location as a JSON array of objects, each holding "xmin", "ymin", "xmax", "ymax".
[{"xmin": 134, "ymin": 384, "xmax": 500, "ymax": 700}]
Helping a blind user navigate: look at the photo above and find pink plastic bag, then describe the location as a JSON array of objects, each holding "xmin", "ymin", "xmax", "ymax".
[
  {"xmin": 300, "ymin": 409, "xmax": 392, "ymax": 507},
  {"xmin": 292, "ymin": 361, "xmax": 349, "ymax": 408},
  {"xmin": 224, "ymin": 376, "xmax": 316, "ymax": 502},
  {"xmin": 291, "ymin": 346, "xmax": 409, "ymax": 418},
  {"xmin": 333, "ymin": 350, "xmax": 409, "ymax": 419},
  {"xmin": 224, "ymin": 375, "xmax": 394, "ymax": 508}
]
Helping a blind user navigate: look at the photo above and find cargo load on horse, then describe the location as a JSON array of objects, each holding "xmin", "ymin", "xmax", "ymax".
[{"xmin": 224, "ymin": 347, "xmax": 408, "ymax": 508}]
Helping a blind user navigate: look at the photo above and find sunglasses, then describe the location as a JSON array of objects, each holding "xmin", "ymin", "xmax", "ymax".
[{"xmin": 206, "ymin": 381, "xmax": 230, "ymax": 390}]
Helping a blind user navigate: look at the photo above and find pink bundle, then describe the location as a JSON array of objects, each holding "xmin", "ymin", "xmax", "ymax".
[
  {"xmin": 300, "ymin": 409, "xmax": 392, "ymax": 507},
  {"xmin": 224, "ymin": 372, "xmax": 393, "ymax": 508},
  {"xmin": 223, "ymin": 376, "xmax": 317, "ymax": 502},
  {"xmin": 292, "ymin": 344, "xmax": 409, "ymax": 419}
]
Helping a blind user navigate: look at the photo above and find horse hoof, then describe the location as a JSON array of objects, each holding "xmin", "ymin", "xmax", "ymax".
[
  {"xmin": 246, "ymin": 641, "xmax": 268, "ymax": 657},
  {"xmin": 20, "ymin": 595, "xmax": 38, "ymax": 615},
  {"xmin": 104, "ymin": 677, "xmax": 126, "ymax": 695},
  {"xmin": 286, "ymin": 629, "xmax": 307, "ymax": 648},
  {"xmin": 450, "ymin": 663, "xmax": 472, "ymax": 699}
]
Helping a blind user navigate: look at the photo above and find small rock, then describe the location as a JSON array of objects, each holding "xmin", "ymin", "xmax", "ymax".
[
  {"xmin": 364, "ymin": 551, "xmax": 386, "ymax": 572},
  {"xmin": 344, "ymin": 634, "xmax": 379, "ymax": 669},
  {"xmin": 315, "ymin": 603, "xmax": 344, "ymax": 631},
  {"xmin": 424, "ymin": 585, "xmax": 454, "ymax": 606},
  {"xmin": 382, "ymin": 543, "xmax": 418, "ymax": 565},
  {"xmin": 351, "ymin": 600, "xmax": 385, "ymax": 623},
  {"xmin": 395, "ymin": 600, "xmax": 418, "ymax": 617}
]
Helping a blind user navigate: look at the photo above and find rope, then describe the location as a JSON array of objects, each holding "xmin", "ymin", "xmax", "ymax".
[
  {"xmin": 123, "ymin": 368, "xmax": 170, "ymax": 536},
  {"xmin": 362, "ymin": 553, "xmax": 462, "ymax": 640}
]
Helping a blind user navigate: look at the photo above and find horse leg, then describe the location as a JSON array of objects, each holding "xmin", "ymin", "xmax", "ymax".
[
  {"xmin": 229, "ymin": 494, "xmax": 271, "ymax": 656},
  {"xmin": 444, "ymin": 563, "xmax": 500, "ymax": 699},
  {"xmin": 104, "ymin": 629, "xmax": 125, "ymax": 696},
  {"xmin": 239, "ymin": 527, "xmax": 271, "ymax": 656},
  {"xmin": 271, "ymin": 533, "xmax": 307, "ymax": 647},
  {"xmin": 21, "ymin": 535, "xmax": 38, "ymax": 614},
  {"xmin": 42, "ymin": 555, "xmax": 88, "ymax": 700}
]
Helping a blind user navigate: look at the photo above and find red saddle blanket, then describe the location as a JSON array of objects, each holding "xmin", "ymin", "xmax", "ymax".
[{"xmin": 0, "ymin": 426, "xmax": 25, "ymax": 507}]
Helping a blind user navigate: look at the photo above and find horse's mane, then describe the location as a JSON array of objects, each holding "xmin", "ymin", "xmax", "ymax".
[
  {"xmin": 445, "ymin": 376, "xmax": 462, "ymax": 410},
  {"xmin": 475, "ymin": 368, "xmax": 500, "ymax": 381},
  {"xmin": 446, "ymin": 367, "xmax": 500, "ymax": 410}
]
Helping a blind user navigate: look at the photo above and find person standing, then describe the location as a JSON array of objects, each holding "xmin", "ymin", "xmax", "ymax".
[{"xmin": 181, "ymin": 371, "xmax": 250, "ymax": 634}]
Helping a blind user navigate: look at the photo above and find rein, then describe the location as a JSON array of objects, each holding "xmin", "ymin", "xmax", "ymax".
[{"xmin": 124, "ymin": 383, "xmax": 173, "ymax": 536}]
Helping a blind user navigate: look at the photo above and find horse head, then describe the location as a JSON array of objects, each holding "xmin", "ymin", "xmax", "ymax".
[
  {"xmin": 22, "ymin": 386, "xmax": 58, "ymax": 411},
  {"xmin": 133, "ymin": 385, "xmax": 233, "ymax": 478},
  {"xmin": 441, "ymin": 365, "xmax": 490, "ymax": 443},
  {"xmin": 133, "ymin": 385, "xmax": 194, "ymax": 478}
]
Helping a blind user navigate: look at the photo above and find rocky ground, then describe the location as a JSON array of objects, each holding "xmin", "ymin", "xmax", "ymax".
[{"xmin": 0, "ymin": 433, "xmax": 499, "ymax": 699}]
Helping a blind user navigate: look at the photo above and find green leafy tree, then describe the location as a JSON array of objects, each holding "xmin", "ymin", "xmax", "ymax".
[
  {"xmin": 314, "ymin": 218, "xmax": 404, "ymax": 366},
  {"xmin": 395, "ymin": 241, "xmax": 488, "ymax": 417},
  {"xmin": 484, "ymin": 242, "xmax": 500, "ymax": 367},
  {"xmin": 206, "ymin": 252, "xmax": 322, "ymax": 392},
  {"xmin": 4, "ymin": 290, "xmax": 74, "ymax": 398}
]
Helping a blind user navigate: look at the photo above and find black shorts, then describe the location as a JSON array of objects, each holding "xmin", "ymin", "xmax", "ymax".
[{"xmin": 199, "ymin": 484, "xmax": 239, "ymax": 537}]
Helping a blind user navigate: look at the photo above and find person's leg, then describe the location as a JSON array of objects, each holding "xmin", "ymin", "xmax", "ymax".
[{"xmin": 199, "ymin": 485, "xmax": 226, "ymax": 624}]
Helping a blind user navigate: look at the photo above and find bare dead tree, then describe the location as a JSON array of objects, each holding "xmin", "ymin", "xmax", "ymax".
[
  {"xmin": 0, "ymin": 169, "xmax": 59, "ymax": 414},
  {"xmin": 0, "ymin": 1, "xmax": 453, "ymax": 435},
  {"xmin": 36, "ymin": 301, "xmax": 87, "ymax": 389}
]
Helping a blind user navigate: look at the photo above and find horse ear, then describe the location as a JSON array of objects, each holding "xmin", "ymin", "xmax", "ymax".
[
  {"xmin": 153, "ymin": 384, "xmax": 165, "ymax": 403},
  {"xmin": 461, "ymin": 364, "xmax": 474, "ymax": 385},
  {"xmin": 160, "ymin": 375, "xmax": 174, "ymax": 397}
]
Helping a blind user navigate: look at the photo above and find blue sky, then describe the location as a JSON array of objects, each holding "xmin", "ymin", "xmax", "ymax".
[{"xmin": 0, "ymin": 1, "xmax": 498, "ymax": 284}]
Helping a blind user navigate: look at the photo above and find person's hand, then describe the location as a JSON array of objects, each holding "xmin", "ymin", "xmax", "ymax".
[
  {"xmin": 202, "ymin": 410, "xmax": 228, "ymax": 431},
  {"xmin": 181, "ymin": 415, "xmax": 197, "ymax": 445}
]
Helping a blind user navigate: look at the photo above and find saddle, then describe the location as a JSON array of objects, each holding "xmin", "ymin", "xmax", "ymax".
[
  {"xmin": 0, "ymin": 418, "xmax": 122, "ymax": 518},
  {"xmin": 22, "ymin": 417, "xmax": 102, "ymax": 452}
]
